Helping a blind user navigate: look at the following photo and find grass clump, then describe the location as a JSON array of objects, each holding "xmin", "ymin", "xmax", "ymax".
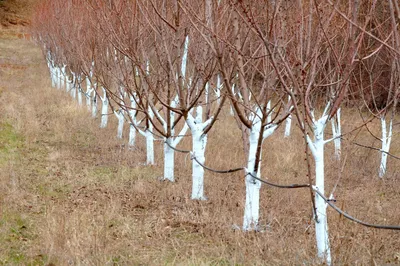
[
  {"xmin": 0, "ymin": 211, "xmax": 46, "ymax": 266},
  {"xmin": 0, "ymin": 122, "xmax": 24, "ymax": 165}
]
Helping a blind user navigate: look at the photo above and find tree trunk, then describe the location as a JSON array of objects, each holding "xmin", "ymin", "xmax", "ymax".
[
  {"xmin": 187, "ymin": 106, "xmax": 209, "ymax": 200},
  {"xmin": 191, "ymin": 124, "xmax": 207, "ymax": 200},
  {"xmin": 92, "ymin": 91, "xmax": 97, "ymax": 118},
  {"xmin": 71, "ymin": 73, "xmax": 77, "ymax": 99},
  {"xmin": 77, "ymin": 75, "xmax": 83, "ymax": 106},
  {"xmin": 60, "ymin": 66, "xmax": 65, "ymax": 90},
  {"xmin": 243, "ymin": 108, "xmax": 277, "ymax": 231},
  {"xmin": 115, "ymin": 110, "xmax": 125, "ymax": 139},
  {"xmin": 284, "ymin": 115, "xmax": 292, "ymax": 137},
  {"xmin": 128, "ymin": 96, "xmax": 137, "ymax": 148},
  {"xmin": 331, "ymin": 108, "xmax": 341, "ymax": 159},
  {"xmin": 243, "ymin": 123, "xmax": 261, "ymax": 231},
  {"xmin": 379, "ymin": 116, "xmax": 393, "ymax": 178},
  {"xmin": 163, "ymin": 138, "xmax": 175, "ymax": 181},
  {"xmin": 85, "ymin": 77, "xmax": 92, "ymax": 111},
  {"xmin": 56, "ymin": 66, "xmax": 61, "ymax": 89},
  {"xmin": 146, "ymin": 107, "xmax": 154, "ymax": 165},
  {"xmin": 308, "ymin": 116, "xmax": 331, "ymax": 265},
  {"xmin": 50, "ymin": 64, "xmax": 56, "ymax": 88},
  {"xmin": 100, "ymin": 88, "xmax": 108, "ymax": 128}
]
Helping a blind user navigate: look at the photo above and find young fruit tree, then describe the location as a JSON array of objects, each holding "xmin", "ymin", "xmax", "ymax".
[{"xmin": 237, "ymin": 0, "xmax": 375, "ymax": 263}]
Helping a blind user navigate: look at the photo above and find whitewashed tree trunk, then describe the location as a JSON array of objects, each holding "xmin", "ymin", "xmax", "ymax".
[
  {"xmin": 160, "ymin": 33, "xmax": 190, "ymax": 180},
  {"xmin": 331, "ymin": 108, "xmax": 341, "ymax": 159},
  {"xmin": 181, "ymin": 35, "xmax": 189, "ymax": 78},
  {"xmin": 128, "ymin": 95, "xmax": 137, "ymax": 147},
  {"xmin": 307, "ymin": 115, "xmax": 332, "ymax": 266},
  {"xmin": 115, "ymin": 109, "xmax": 125, "ymax": 139},
  {"xmin": 54, "ymin": 66, "xmax": 58, "ymax": 88},
  {"xmin": 65, "ymin": 76, "xmax": 71, "ymax": 93},
  {"xmin": 186, "ymin": 106, "xmax": 213, "ymax": 200},
  {"xmin": 71, "ymin": 73, "xmax": 77, "ymax": 99},
  {"xmin": 114, "ymin": 88, "xmax": 126, "ymax": 139},
  {"xmin": 85, "ymin": 76, "xmax": 93, "ymax": 111},
  {"xmin": 146, "ymin": 107, "xmax": 155, "ymax": 165},
  {"xmin": 92, "ymin": 90, "xmax": 98, "ymax": 118},
  {"xmin": 244, "ymin": 125, "xmax": 261, "ymax": 231},
  {"xmin": 60, "ymin": 65, "xmax": 65, "ymax": 90},
  {"xmin": 77, "ymin": 75, "xmax": 83, "ymax": 106},
  {"xmin": 266, "ymin": 101, "xmax": 272, "ymax": 123},
  {"xmin": 284, "ymin": 115, "xmax": 292, "ymax": 137},
  {"xmin": 59, "ymin": 66, "xmax": 63, "ymax": 89},
  {"xmin": 215, "ymin": 74, "xmax": 221, "ymax": 105},
  {"xmin": 161, "ymin": 98, "xmax": 189, "ymax": 182},
  {"xmin": 243, "ymin": 107, "xmax": 277, "ymax": 231},
  {"xmin": 164, "ymin": 138, "xmax": 175, "ymax": 181},
  {"xmin": 57, "ymin": 66, "xmax": 62, "ymax": 89},
  {"xmin": 50, "ymin": 64, "xmax": 56, "ymax": 88},
  {"xmin": 379, "ymin": 116, "xmax": 393, "ymax": 178},
  {"xmin": 284, "ymin": 95, "xmax": 292, "ymax": 138},
  {"xmin": 100, "ymin": 88, "xmax": 108, "ymax": 128},
  {"xmin": 230, "ymin": 82, "xmax": 236, "ymax": 116}
]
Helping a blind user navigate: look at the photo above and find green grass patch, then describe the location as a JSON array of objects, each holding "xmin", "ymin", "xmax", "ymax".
[
  {"xmin": 0, "ymin": 122, "xmax": 24, "ymax": 166},
  {"xmin": 0, "ymin": 211, "xmax": 46, "ymax": 265}
]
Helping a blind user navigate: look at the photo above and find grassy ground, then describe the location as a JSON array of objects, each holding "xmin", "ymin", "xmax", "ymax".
[{"xmin": 1, "ymin": 1, "xmax": 400, "ymax": 265}]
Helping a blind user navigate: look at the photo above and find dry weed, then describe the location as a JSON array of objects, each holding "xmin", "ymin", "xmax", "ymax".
[{"xmin": 0, "ymin": 10, "xmax": 400, "ymax": 266}]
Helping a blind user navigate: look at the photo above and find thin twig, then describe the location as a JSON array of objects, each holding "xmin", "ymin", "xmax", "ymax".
[
  {"xmin": 191, "ymin": 154, "xmax": 245, "ymax": 174},
  {"xmin": 353, "ymin": 142, "xmax": 400, "ymax": 160},
  {"xmin": 313, "ymin": 186, "xmax": 400, "ymax": 230},
  {"xmin": 247, "ymin": 172, "xmax": 310, "ymax": 189}
]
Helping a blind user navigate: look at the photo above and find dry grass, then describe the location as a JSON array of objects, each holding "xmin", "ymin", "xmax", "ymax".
[{"xmin": 1, "ymin": 6, "xmax": 400, "ymax": 266}]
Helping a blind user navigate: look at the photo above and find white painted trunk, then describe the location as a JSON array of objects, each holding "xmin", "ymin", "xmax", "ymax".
[
  {"xmin": 181, "ymin": 35, "xmax": 189, "ymax": 78},
  {"xmin": 243, "ymin": 128, "xmax": 261, "ymax": 231},
  {"xmin": 284, "ymin": 94, "xmax": 292, "ymax": 137},
  {"xmin": 284, "ymin": 115, "xmax": 292, "ymax": 137},
  {"xmin": 146, "ymin": 107, "xmax": 155, "ymax": 165},
  {"xmin": 71, "ymin": 73, "xmax": 77, "ymax": 99},
  {"xmin": 379, "ymin": 117, "xmax": 393, "ymax": 178},
  {"xmin": 205, "ymin": 82, "xmax": 209, "ymax": 105},
  {"xmin": 85, "ymin": 77, "xmax": 92, "ymax": 111},
  {"xmin": 161, "ymin": 96, "xmax": 189, "ymax": 181},
  {"xmin": 230, "ymin": 83, "xmax": 236, "ymax": 116},
  {"xmin": 163, "ymin": 138, "xmax": 175, "ymax": 182},
  {"xmin": 56, "ymin": 67, "xmax": 61, "ymax": 89},
  {"xmin": 65, "ymin": 76, "xmax": 71, "ymax": 93},
  {"xmin": 54, "ymin": 67, "xmax": 59, "ymax": 89},
  {"xmin": 77, "ymin": 75, "xmax": 83, "ymax": 106},
  {"xmin": 100, "ymin": 89, "xmax": 108, "ymax": 128},
  {"xmin": 331, "ymin": 108, "xmax": 341, "ymax": 159},
  {"xmin": 314, "ymin": 143, "xmax": 331, "ymax": 265},
  {"xmin": 216, "ymin": 74, "xmax": 221, "ymax": 105},
  {"xmin": 129, "ymin": 124, "xmax": 136, "ymax": 147},
  {"xmin": 115, "ymin": 111, "xmax": 125, "ymax": 139},
  {"xmin": 128, "ymin": 97, "xmax": 137, "ymax": 147},
  {"xmin": 49, "ymin": 63, "xmax": 57, "ymax": 88},
  {"xmin": 308, "ymin": 116, "xmax": 331, "ymax": 265},
  {"xmin": 243, "ymin": 108, "xmax": 277, "ymax": 231},
  {"xmin": 191, "ymin": 125, "xmax": 207, "ymax": 200},
  {"xmin": 92, "ymin": 92, "xmax": 98, "ymax": 118},
  {"xmin": 266, "ymin": 101, "xmax": 272, "ymax": 123},
  {"xmin": 186, "ymin": 107, "xmax": 209, "ymax": 200},
  {"xmin": 60, "ymin": 66, "xmax": 65, "ymax": 90}
]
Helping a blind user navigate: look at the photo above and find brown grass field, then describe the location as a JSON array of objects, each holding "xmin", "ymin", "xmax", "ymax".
[{"xmin": 1, "ymin": 1, "xmax": 400, "ymax": 265}]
